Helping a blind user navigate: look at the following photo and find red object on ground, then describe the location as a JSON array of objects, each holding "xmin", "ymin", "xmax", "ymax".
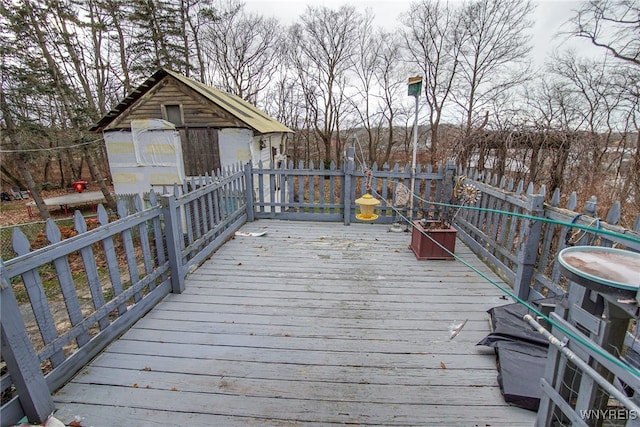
[{"xmin": 72, "ymin": 180, "xmax": 88, "ymax": 193}]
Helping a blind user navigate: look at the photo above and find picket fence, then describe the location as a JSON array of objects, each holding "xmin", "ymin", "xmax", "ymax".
[{"xmin": 1, "ymin": 159, "xmax": 639, "ymax": 426}]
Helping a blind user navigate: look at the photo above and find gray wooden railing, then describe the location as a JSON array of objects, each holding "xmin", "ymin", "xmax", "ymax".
[
  {"xmin": 250, "ymin": 158, "xmax": 456, "ymax": 224},
  {"xmin": 0, "ymin": 166, "xmax": 248, "ymax": 426},
  {"xmin": 454, "ymin": 169, "xmax": 640, "ymax": 426},
  {"xmin": 2, "ymin": 160, "xmax": 639, "ymax": 426},
  {"xmin": 454, "ymin": 169, "xmax": 640, "ymax": 299}
]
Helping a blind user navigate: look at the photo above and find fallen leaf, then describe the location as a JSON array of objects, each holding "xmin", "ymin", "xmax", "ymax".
[
  {"xmin": 132, "ymin": 383, "xmax": 138, "ymax": 388},
  {"xmin": 171, "ymin": 387, "xmax": 178, "ymax": 391},
  {"xmin": 449, "ymin": 319, "xmax": 468, "ymax": 340},
  {"xmin": 440, "ymin": 362, "xmax": 447, "ymax": 369},
  {"xmin": 143, "ymin": 366, "xmax": 152, "ymax": 371}
]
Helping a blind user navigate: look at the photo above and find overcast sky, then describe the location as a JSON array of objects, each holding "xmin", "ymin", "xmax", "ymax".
[{"xmin": 242, "ymin": 0, "xmax": 602, "ymax": 67}]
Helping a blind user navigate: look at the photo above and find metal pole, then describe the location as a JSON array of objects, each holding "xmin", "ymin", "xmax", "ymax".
[
  {"xmin": 408, "ymin": 93, "xmax": 419, "ymax": 229},
  {"xmin": 523, "ymin": 314, "xmax": 640, "ymax": 415}
]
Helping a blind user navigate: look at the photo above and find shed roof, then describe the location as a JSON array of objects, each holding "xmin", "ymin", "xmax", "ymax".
[{"xmin": 90, "ymin": 68, "xmax": 293, "ymax": 134}]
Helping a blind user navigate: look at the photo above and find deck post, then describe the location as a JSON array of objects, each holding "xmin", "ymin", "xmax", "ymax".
[
  {"xmin": 343, "ymin": 147, "xmax": 355, "ymax": 225},
  {"xmin": 0, "ymin": 261, "xmax": 55, "ymax": 424},
  {"xmin": 244, "ymin": 162, "xmax": 255, "ymax": 222},
  {"xmin": 444, "ymin": 162, "xmax": 456, "ymax": 203},
  {"xmin": 160, "ymin": 194, "xmax": 185, "ymax": 293},
  {"xmin": 513, "ymin": 193, "xmax": 545, "ymax": 301}
]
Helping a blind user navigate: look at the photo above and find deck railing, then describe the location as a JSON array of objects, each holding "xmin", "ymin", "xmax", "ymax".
[
  {"xmin": 454, "ymin": 169, "xmax": 640, "ymax": 300},
  {"xmin": 0, "ymin": 167, "xmax": 248, "ymax": 426},
  {"xmin": 1, "ymin": 160, "xmax": 639, "ymax": 426},
  {"xmin": 451, "ymin": 169, "xmax": 640, "ymax": 426},
  {"xmin": 250, "ymin": 159, "xmax": 456, "ymax": 224}
]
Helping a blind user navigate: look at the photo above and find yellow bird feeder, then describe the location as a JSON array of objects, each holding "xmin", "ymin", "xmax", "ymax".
[{"xmin": 355, "ymin": 193, "xmax": 381, "ymax": 221}]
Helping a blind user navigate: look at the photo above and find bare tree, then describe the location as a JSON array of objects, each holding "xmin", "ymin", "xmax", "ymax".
[
  {"xmin": 568, "ymin": 0, "xmax": 640, "ymax": 67},
  {"xmin": 96, "ymin": 0, "xmax": 134, "ymax": 96},
  {"xmin": 517, "ymin": 49, "xmax": 639, "ymax": 216},
  {"xmin": 548, "ymin": 52, "xmax": 623, "ymax": 194},
  {"xmin": 566, "ymin": 0, "xmax": 640, "ymax": 220},
  {"xmin": 0, "ymin": 1, "xmax": 76, "ymax": 194},
  {"xmin": 347, "ymin": 13, "xmax": 405, "ymax": 167},
  {"xmin": 203, "ymin": 4, "xmax": 281, "ymax": 104},
  {"xmin": 455, "ymin": 0, "xmax": 534, "ymax": 168},
  {"xmin": 402, "ymin": 0, "xmax": 463, "ymax": 164},
  {"xmin": 287, "ymin": 5, "xmax": 363, "ymax": 166},
  {"xmin": 263, "ymin": 71, "xmax": 312, "ymax": 166},
  {"xmin": 85, "ymin": 0, "xmax": 114, "ymax": 114},
  {"xmin": 0, "ymin": 0, "xmax": 118, "ymax": 207},
  {"xmin": 520, "ymin": 77, "xmax": 577, "ymax": 188},
  {"xmin": 0, "ymin": 55, "xmax": 50, "ymax": 218},
  {"xmin": 346, "ymin": 14, "xmax": 411, "ymax": 167},
  {"xmin": 178, "ymin": 0, "xmax": 221, "ymax": 82},
  {"xmin": 348, "ymin": 11, "xmax": 381, "ymax": 166},
  {"xmin": 375, "ymin": 33, "xmax": 411, "ymax": 166}
]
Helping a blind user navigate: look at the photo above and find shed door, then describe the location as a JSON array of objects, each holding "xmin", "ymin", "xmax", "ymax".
[{"xmin": 181, "ymin": 127, "xmax": 221, "ymax": 176}]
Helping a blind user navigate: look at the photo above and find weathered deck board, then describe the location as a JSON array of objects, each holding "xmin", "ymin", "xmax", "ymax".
[{"xmin": 53, "ymin": 220, "xmax": 535, "ymax": 426}]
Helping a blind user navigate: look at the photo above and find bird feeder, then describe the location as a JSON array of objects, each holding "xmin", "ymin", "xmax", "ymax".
[{"xmin": 355, "ymin": 193, "xmax": 380, "ymax": 221}]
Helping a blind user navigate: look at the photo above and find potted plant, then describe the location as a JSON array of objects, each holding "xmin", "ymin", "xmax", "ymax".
[
  {"xmin": 410, "ymin": 217, "xmax": 458, "ymax": 260},
  {"xmin": 410, "ymin": 178, "xmax": 480, "ymax": 260}
]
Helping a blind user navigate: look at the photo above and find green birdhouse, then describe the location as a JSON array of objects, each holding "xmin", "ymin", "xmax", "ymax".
[{"xmin": 407, "ymin": 76, "xmax": 422, "ymax": 96}]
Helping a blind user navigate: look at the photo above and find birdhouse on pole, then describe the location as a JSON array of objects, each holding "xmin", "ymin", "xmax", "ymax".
[{"xmin": 407, "ymin": 76, "xmax": 422, "ymax": 97}]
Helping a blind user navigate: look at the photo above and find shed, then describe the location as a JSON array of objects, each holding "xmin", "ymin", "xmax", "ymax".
[{"xmin": 91, "ymin": 68, "xmax": 293, "ymax": 196}]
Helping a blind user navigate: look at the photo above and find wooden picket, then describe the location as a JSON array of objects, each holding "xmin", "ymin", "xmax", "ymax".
[
  {"xmin": 251, "ymin": 158, "xmax": 456, "ymax": 224},
  {"xmin": 0, "ymin": 165, "xmax": 249, "ymax": 425},
  {"xmin": 1, "ymin": 193, "xmax": 170, "ymax": 424},
  {"xmin": 456, "ymin": 167, "xmax": 640, "ymax": 301}
]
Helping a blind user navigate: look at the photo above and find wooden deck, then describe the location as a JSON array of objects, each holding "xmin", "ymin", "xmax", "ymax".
[{"xmin": 52, "ymin": 220, "xmax": 536, "ymax": 426}]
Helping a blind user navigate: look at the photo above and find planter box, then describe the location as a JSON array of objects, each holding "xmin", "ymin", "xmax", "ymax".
[{"xmin": 410, "ymin": 220, "xmax": 456, "ymax": 260}]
